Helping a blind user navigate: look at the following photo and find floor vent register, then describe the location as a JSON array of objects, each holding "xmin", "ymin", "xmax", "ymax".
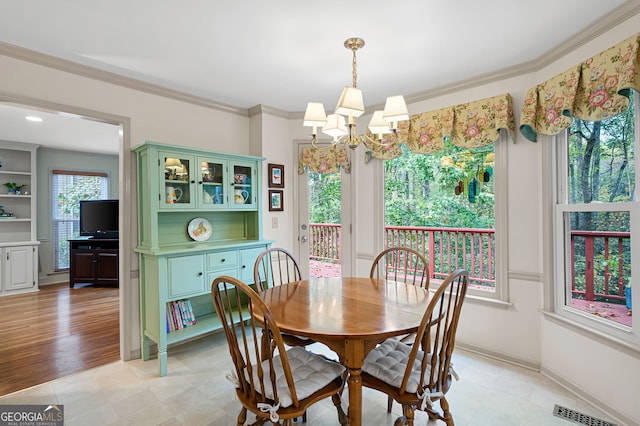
[{"xmin": 553, "ymin": 404, "xmax": 617, "ymax": 426}]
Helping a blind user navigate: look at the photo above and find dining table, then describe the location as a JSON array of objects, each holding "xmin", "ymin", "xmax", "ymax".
[{"xmin": 259, "ymin": 276, "xmax": 431, "ymax": 426}]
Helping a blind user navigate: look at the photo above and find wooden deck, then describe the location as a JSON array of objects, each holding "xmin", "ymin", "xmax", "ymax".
[{"xmin": 309, "ymin": 259, "xmax": 341, "ymax": 278}]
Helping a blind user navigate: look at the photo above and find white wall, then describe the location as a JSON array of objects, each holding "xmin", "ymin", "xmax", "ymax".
[
  {"xmin": 252, "ymin": 108, "xmax": 297, "ymax": 251},
  {"xmin": 1, "ymin": 12, "xmax": 639, "ymax": 423}
]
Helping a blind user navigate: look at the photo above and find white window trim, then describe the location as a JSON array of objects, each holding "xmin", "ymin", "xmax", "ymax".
[{"xmin": 544, "ymin": 92, "xmax": 640, "ymax": 348}]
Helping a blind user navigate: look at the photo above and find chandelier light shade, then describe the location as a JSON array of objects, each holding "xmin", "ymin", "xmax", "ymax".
[
  {"xmin": 303, "ymin": 37, "xmax": 409, "ymax": 151},
  {"xmin": 368, "ymin": 111, "xmax": 391, "ymax": 139},
  {"xmin": 322, "ymin": 114, "xmax": 348, "ymax": 139},
  {"xmin": 383, "ymin": 95, "xmax": 410, "ymax": 128},
  {"xmin": 303, "ymin": 102, "xmax": 327, "ymax": 128},
  {"xmin": 335, "ymin": 87, "xmax": 365, "ymax": 118}
]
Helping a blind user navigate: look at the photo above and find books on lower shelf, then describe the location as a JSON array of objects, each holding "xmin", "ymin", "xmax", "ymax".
[{"xmin": 166, "ymin": 299, "xmax": 197, "ymax": 333}]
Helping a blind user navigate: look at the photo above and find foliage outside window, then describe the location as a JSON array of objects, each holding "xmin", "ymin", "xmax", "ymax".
[
  {"xmin": 308, "ymin": 171, "xmax": 341, "ymax": 224},
  {"xmin": 384, "ymin": 142, "xmax": 496, "ymax": 291},
  {"xmin": 555, "ymin": 95, "xmax": 635, "ymax": 331},
  {"xmin": 52, "ymin": 170, "xmax": 109, "ymax": 270}
]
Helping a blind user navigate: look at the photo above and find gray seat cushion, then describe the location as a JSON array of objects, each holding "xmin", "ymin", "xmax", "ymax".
[
  {"xmin": 362, "ymin": 338, "xmax": 426, "ymax": 393},
  {"xmin": 247, "ymin": 346, "xmax": 345, "ymax": 408}
]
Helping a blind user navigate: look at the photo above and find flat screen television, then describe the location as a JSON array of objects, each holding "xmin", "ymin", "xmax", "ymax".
[{"xmin": 79, "ymin": 199, "xmax": 119, "ymax": 239}]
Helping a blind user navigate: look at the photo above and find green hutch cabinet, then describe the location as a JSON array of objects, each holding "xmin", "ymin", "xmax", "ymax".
[{"xmin": 132, "ymin": 141, "xmax": 273, "ymax": 376}]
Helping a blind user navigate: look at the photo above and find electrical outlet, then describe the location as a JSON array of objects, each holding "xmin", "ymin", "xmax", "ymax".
[{"xmin": 272, "ymin": 217, "xmax": 278, "ymax": 228}]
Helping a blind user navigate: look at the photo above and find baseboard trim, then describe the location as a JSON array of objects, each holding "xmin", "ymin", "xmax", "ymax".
[
  {"xmin": 456, "ymin": 342, "xmax": 540, "ymax": 371},
  {"xmin": 541, "ymin": 366, "xmax": 634, "ymax": 426}
]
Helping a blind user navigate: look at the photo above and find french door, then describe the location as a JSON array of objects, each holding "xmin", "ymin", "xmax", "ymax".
[{"xmin": 296, "ymin": 142, "xmax": 352, "ymax": 278}]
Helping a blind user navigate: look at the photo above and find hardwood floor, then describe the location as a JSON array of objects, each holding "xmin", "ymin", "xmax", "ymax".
[{"xmin": 0, "ymin": 283, "xmax": 119, "ymax": 396}]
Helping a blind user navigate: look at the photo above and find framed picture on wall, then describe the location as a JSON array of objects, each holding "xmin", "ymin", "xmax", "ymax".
[
  {"xmin": 268, "ymin": 163, "xmax": 284, "ymax": 188},
  {"xmin": 269, "ymin": 190, "xmax": 283, "ymax": 211}
]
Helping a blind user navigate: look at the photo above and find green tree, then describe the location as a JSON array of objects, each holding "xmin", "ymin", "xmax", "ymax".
[
  {"xmin": 384, "ymin": 142, "xmax": 495, "ymax": 229},
  {"xmin": 308, "ymin": 171, "xmax": 341, "ymax": 224}
]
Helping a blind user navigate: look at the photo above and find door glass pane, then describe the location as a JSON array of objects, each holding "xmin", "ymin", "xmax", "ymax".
[
  {"xmin": 233, "ymin": 165, "xmax": 252, "ymax": 205},
  {"xmin": 201, "ymin": 160, "xmax": 224, "ymax": 205},
  {"xmin": 163, "ymin": 156, "xmax": 190, "ymax": 204},
  {"xmin": 565, "ymin": 211, "xmax": 632, "ymax": 328},
  {"xmin": 308, "ymin": 171, "xmax": 342, "ymax": 278}
]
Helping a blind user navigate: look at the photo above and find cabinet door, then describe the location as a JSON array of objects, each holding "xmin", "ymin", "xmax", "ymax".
[
  {"xmin": 160, "ymin": 151, "xmax": 196, "ymax": 209},
  {"xmin": 198, "ymin": 157, "xmax": 228, "ymax": 209},
  {"xmin": 95, "ymin": 250, "xmax": 119, "ymax": 285},
  {"xmin": 4, "ymin": 246, "xmax": 35, "ymax": 291},
  {"xmin": 239, "ymin": 247, "xmax": 265, "ymax": 283},
  {"xmin": 229, "ymin": 160, "xmax": 257, "ymax": 209},
  {"xmin": 72, "ymin": 251, "xmax": 96, "ymax": 282},
  {"xmin": 168, "ymin": 254, "xmax": 206, "ymax": 298}
]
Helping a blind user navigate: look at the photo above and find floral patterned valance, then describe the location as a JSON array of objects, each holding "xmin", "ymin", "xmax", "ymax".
[
  {"xmin": 363, "ymin": 93, "xmax": 515, "ymax": 161},
  {"xmin": 520, "ymin": 33, "xmax": 640, "ymax": 142},
  {"xmin": 298, "ymin": 145, "xmax": 351, "ymax": 174}
]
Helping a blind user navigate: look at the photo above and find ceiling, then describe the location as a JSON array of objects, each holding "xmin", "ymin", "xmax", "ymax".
[{"xmin": 0, "ymin": 0, "xmax": 637, "ymax": 155}]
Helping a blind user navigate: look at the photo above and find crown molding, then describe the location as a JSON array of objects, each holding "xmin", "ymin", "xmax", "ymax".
[
  {"xmin": 248, "ymin": 104, "xmax": 290, "ymax": 119},
  {"xmin": 0, "ymin": 41, "xmax": 249, "ymax": 118}
]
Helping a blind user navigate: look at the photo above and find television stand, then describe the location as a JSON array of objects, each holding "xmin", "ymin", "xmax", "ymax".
[{"xmin": 68, "ymin": 238, "xmax": 119, "ymax": 288}]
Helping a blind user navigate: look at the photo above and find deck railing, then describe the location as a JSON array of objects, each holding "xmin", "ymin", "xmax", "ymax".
[
  {"xmin": 309, "ymin": 223, "xmax": 341, "ymax": 263},
  {"xmin": 309, "ymin": 223, "xmax": 495, "ymax": 289},
  {"xmin": 570, "ymin": 230, "xmax": 631, "ymax": 303},
  {"xmin": 308, "ymin": 224, "xmax": 631, "ymax": 302},
  {"xmin": 385, "ymin": 226, "xmax": 495, "ymax": 289}
]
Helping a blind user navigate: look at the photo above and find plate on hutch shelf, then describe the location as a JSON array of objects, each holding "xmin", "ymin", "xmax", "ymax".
[{"xmin": 188, "ymin": 217, "xmax": 212, "ymax": 241}]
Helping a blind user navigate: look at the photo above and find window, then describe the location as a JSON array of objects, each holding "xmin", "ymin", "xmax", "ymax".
[
  {"xmin": 554, "ymin": 93, "xmax": 636, "ymax": 336},
  {"xmin": 52, "ymin": 170, "xmax": 109, "ymax": 270},
  {"xmin": 384, "ymin": 135, "xmax": 507, "ymax": 300}
]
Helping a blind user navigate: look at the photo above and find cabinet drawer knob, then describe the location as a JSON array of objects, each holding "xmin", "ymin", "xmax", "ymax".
[
  {"xmin": 221, "ymin": 258, "xmax": 225, "ymax": 262},
  {"xmin": 198, "ymin": 272, "xmax": 203, "ymax": 276}
]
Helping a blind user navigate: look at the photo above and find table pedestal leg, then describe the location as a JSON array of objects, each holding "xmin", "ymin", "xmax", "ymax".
[
  {"xmin": 346, "ymin": 366, "xmax": 362, "ymax": 425},
  {"xmin": 344, "ymin": 339, "xmax": 364, "ymax": 426}
]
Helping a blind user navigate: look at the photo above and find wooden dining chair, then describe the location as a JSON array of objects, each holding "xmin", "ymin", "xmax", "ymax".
[
  {"xmin": 361, "ymin": 269, "xmax": 469, "ymax": 426},
  {"xmin": 254, "ymin": 247, "xmax": 302, "ymax": 291},
  {"xmin": 253, "ymin": 248, "xmax": 315, "ymax": 348},
  {"xmin": 370, "ymin": 246, "xmax": 430, "ymax": 288},
  {"xmin": 211, "ymin": 275, "xmax": 348, "ymax": 426},
  {"xmin": 371, "ymin": 246, "xmax": 431, "ymax": 389}
]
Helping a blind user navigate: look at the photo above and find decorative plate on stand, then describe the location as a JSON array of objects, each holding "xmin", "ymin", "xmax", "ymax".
[{"xmin": 188, "ymin": 217, "xmax": 212, "ymax": 241}]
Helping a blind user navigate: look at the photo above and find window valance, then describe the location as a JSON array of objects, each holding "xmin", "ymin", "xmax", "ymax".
[
  {"xmin": 363, "ymin": 93, "xmax": 515, "ymax": 161},
  {"xmin": 520, "ymin": 33, "xmax": 640, "ymax": 142},
  {"xmin": 298, "ymin": 145, "xmax": 351, "ymax": 174}
]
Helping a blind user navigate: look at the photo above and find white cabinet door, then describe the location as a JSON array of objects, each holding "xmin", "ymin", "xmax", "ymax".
[{"xmin": 4, "ymin": 245, "xmax": 35, "ymax": 291}]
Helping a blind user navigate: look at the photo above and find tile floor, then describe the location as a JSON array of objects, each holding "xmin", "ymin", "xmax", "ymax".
[{"xmin": 0, "ymin": 332, "xmax": 618, "ymax": 426}]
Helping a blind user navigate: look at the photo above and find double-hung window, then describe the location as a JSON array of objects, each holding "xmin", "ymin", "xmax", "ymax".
[
  {"xmin": 384, "ymin": 132, "xmax": 508, "ymax": 301},
  {"xmin": 52, "ymin": 170, "xmax": 109, "ymax": 270},
  {"xmin": 553, "ymin": 93, "xmax": 637, "ymax": 340}
]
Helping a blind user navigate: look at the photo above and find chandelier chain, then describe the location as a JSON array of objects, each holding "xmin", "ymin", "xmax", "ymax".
[{"xmin": 351, "ymin": 47, "xmax": 358, "ymax": 89}]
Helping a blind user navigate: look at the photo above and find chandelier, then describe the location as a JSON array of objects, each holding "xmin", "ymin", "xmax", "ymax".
[{"xmin": 303, "ymin": 37, "xmax": 409, "ymax": 150}]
